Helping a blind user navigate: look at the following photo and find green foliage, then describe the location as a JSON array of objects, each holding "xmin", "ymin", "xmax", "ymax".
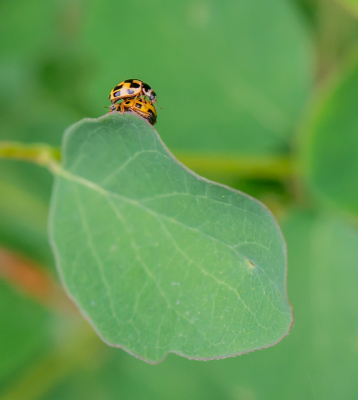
[
  {"xmin": 0, "ymin": 103, "xmax": 76, "ymax": 266},
  {"xmin": 0, "ymin": 281, "xmax": 50, "ymax": 383},
  {"xmin": 334, "ymin": 0, "xmax": 358, "ymax": 18},
  {"xmin": 49, "ymin": 114, "xmax": 292, "ymax": 362},
  {"xmin": 302, "ymin": 55, "xmax": 358, "ymax": 217},
  {"xmin": 1, "ymin": 0, "xmax": 358, "ymax": 397},
  {"xmin": 80, "ymin": 0, "xmax": 312, "ymax": 155}
]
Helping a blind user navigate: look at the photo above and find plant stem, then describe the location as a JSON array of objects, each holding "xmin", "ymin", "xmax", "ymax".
[
  {"xmin": 0, "ymin": 142, "xmax": 61, "ymax": 168},
  {"xmin": 0, "ymin": 141, "xmax": 294, "ymax": 180},
  {"xmin": 174, "ymin": 152, "xmax": 293, "ymax": 180}
]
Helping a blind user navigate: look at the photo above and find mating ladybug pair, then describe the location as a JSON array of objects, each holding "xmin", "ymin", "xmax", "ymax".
[{"xmin": 108, "ymin": 79, "xmax": 158, "ymax": 125}]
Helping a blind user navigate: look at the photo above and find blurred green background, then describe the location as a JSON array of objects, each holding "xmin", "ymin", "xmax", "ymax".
[{"xmin": 1, "ymin": 0, "xmax": 358, "ymax": 398}]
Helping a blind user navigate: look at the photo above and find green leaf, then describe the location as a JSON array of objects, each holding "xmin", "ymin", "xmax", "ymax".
[
  {"xmin": 300, "ymin": 54, "xmax": 358, "ymax": 216},
  {"xmin": 49, "ymin": 113, "xmax": 292, "ymax": 363}
]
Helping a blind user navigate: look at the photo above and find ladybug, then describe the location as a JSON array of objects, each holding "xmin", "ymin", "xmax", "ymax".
[
  {"xmin": 110, "ymin": 97, "xmax": 157, "ymax": 125},
  {"xmin": 109, "ymin": 79, "xmax": 157, "ymax": 104}
]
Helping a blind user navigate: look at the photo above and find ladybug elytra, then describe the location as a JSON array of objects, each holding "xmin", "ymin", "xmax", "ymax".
[{"xmin": 109, "ymin": 79, "xmax": 157, "ymax": 105}]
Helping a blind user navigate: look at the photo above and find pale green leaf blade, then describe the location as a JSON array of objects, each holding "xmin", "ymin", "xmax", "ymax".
[{"xmin": 49, "ymin": 113, "xmax": 292, "ymax": 363}]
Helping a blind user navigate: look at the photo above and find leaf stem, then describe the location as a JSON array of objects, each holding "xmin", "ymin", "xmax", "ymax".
[
  {"xmin": 0, "ymin": 141, "xmax": 61, "ymax": 169},
  {"xmin": 175, "ymin": 152, "xmax": 293, "ymax": 180},
  {"xmin": 0, "ymin": 142, "xmax": 294, "ymax": 180}
]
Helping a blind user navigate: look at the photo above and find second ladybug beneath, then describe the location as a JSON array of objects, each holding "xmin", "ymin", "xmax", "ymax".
[
  {"xmin": 110, "ymin": 97, "xmax": 157, "ymax": 125},
  {"xmin": 109, "ymin": 79, "xmax": 157, "ymax": 104}
]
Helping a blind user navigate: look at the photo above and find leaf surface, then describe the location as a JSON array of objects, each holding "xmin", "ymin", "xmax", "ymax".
[{"xmin": 49, "ymin": 113, "xmax": 292, "ymax": 363}]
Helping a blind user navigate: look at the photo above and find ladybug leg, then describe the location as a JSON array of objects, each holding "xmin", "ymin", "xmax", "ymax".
[
  {"xmin": 112, "ymin": 102, "xmax": 123, "ymax": 113},
  {"xmin": 109, "ymin": 103, "xmax": 121, "ymax": 113}
]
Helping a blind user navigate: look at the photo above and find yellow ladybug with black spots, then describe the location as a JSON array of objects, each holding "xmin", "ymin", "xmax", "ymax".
[
  {"xmin": 110, "ymin": 97, "xmax": 157, "ymax": 126},
  {"xmin": 109, "ymin": 79, "xmax": 157, "ymax": 104}
]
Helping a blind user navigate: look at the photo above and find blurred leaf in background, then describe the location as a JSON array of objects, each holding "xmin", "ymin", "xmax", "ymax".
[
  {"xmin": 333, "ymin": 0, "xmax": 358, "ymax": 19},
  {"xmin": 0, "ymin": 279, "xmax": 51, "ymax": 388},
  {"xmin": 80, "ymin": 0, "xmax": 313, "ymax": 156},
  {"xmin": 0, "ymin": 0, "xmax": 88, "ymax": 265},
  {"xmin": 301, "ymin": 53, "xmax": 358, "ymax": 217}
]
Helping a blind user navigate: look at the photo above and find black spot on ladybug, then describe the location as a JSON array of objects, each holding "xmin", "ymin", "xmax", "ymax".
[
  {"xmin": 130, "ymin": 82, "xmax": 140, "ymax": 89},
  {"xmin": 127, "ymin": 89, "xmax": 135, "ymax": 94},
  {"xmin": 135, "ymin": 104, "xmax": 142, "ymax": 109},
  {"xmin": 142, "ymin": 83, "xmax": 151, "ymax": 91},
  {"xmin": 148, "ymin": 110, "xmax": 154, "ymax": 116},
  {"xmin": 114, "ymin": 84, "xmax": 123, "ymax": 91}
]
